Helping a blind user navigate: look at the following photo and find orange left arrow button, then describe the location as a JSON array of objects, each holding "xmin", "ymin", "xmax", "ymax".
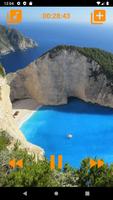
[{"xmin": 9, "ymin": 159, "xmax": 15, "ymax": 168}]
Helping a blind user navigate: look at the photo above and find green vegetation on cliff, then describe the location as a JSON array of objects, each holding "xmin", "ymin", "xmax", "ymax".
[
  {"xmin": 76, "ymin": 47, "xmax": 113, "ymax": 81},
  {"xmin": 0, "ymin": 130, "xmax": 10, "ymax": 151},
  {"xmin": 48, "ymin": 45, "xmax": 113, "ymax": 82},
  {"xmin": 0, "ymin": 64, "xmax": 5, "ymax": 77}
]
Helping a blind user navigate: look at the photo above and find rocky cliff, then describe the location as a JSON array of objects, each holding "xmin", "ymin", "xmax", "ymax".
[
  {"xmin": 7, "ymin": 45, "xmax": 113, "ymax": 108},
  {"xmin": 0, "ymin": 24, "xmax": 37, "ymax": 55},
  {"xmin": 0, "ymin": 76, "xmax": 44, "ymax": 159}
]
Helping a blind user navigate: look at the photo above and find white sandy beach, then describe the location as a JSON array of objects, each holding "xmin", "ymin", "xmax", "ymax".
[{"xmin": 12, "ymin": 98, "xmax": 41, "ymax": 127}]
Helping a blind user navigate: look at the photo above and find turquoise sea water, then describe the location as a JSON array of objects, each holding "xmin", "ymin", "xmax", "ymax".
[{"xmin": 20, "ymin": 98, "xmax": 113, "ymax": 168}]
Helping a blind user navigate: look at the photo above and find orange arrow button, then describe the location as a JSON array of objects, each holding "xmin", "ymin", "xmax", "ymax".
[
  {"xmin": 16, "ymin": 159, "xmax": 23, "ymax": 168},
  {"xmin": 9, "ymin": 159, "xmax": 23, "ymax": 169},
  {"xmin": 9, "ymin": 159, "xmax": 15, "ymax": 169},
  {"xmin": 97, "ymin": 160, "xmax": 104, "ymax": 168},
  {"xmin": 90, "ymin": 159, "xmax": 97, "ymax": 169}
]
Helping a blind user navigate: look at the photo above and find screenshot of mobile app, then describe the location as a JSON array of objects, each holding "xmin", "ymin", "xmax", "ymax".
[{"xmin": 0, "ymin": 0, "xmax": 113, "ymax": 199}]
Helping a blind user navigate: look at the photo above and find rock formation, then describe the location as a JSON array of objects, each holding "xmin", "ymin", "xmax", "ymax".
[
  {"xmin": 0, "ymin": 24, "xmax": 37, "ymax": 55},
  {"xmin": 7, "ymin": 45, "xmax": 113, "ymax": 108},
  {"xmin": 0, "ymin": 76, "xmax": 44, "ymax": 159}
]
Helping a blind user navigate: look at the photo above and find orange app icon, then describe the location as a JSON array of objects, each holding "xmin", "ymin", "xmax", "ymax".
[
  {"xmin": 91, "ymin": 10, "xmax": 106, "ymax": 24},
  {"xmin": 7, "ymin": 10, "xmax": 22, "ymax": 25}
]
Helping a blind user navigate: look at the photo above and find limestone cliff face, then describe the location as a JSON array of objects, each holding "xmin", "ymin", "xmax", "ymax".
[
  {"xmin": 0, "ymin": 77, "xmax": 44, "ymax": 159},
  {"xmin": 7, "ymin": 46, "xmax": 113, "ymax": 108},
  {"xmin": 7, "ymin": 72, "xmax": 31, "ymax": 101}
]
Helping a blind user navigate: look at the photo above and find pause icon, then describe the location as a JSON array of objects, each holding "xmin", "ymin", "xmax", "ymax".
[{"xmin": 50, "ymin": 155, "xmax": 63, "ymax": 170}]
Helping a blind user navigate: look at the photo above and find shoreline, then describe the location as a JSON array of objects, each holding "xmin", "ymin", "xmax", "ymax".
[
  {"xmin": 12, "ymin": 98, "xmax": 42, "ymax": 128},
  {"xmin": 12, "ymin": 98, "xmax": 45, "ymax": 158},
  {"xmin": 19, "ymin": 105, "xmax": 42, "ymax": 128}
]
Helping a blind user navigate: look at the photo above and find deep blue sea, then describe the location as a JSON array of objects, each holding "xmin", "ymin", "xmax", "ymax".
[
  {"xmin": 0, "ymin": 22, "xmax": 113, "ymax": 73},
  {"xmin": 20, "ymin": 98, "xmax": 113, "ymax": 168}
]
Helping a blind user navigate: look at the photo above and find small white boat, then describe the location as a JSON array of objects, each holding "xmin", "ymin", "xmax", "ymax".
[{"xmin": 67, "ymin": 134, "xmax": 73, "ymax": 139}]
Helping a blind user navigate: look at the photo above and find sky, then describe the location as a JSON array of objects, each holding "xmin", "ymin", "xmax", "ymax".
[{"xmin": 0, "ymin": 7, "xmax": 113, "ymax": 25}]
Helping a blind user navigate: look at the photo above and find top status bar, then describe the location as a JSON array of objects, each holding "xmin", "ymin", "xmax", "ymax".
[{"xmin": 0, "ymin": 0, "xmax": 113, "ymax": 7}]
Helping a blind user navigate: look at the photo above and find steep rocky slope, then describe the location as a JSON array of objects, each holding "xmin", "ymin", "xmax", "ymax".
[
  {"xmin": 0, "ymin": 76, "xmax": 44, "ymax": 158},
  {"xmin": 7, "ymin": 45, "xmax": 113, "ymax": 108},
  {"xmin": 0, "ymin": 24, "xmax": 37, "ymax": 55}
]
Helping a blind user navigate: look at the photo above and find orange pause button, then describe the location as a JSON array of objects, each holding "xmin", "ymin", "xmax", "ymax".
[{"xmin": 50, "ymin": 155, "xmax": 63, "ymax": 170}]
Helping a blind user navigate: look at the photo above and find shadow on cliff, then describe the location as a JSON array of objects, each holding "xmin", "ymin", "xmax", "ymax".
[{"xmin": 39, "ymin": 97, "xmax": 113, "ymax": 116}]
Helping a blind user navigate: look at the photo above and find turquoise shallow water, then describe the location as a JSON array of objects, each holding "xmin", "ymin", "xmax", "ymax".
[{"xmin": 20, "ymin": 98, "xmax": 113, "ymax": 168}]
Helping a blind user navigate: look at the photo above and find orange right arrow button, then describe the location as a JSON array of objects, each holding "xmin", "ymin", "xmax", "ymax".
[
  {"xmin": 16, "ymin": 159, "xmax": 23, "ymax": 168},
  {"xmin": 97, "ymin": 160, "xmax": 104, "ymax": 168},
  {"xmin": 90, "ymin": 159, "xmax": 97, "ymax": 169}
]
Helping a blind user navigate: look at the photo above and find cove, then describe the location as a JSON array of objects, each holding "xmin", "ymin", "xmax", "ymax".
[{"xmin": 20, "ymin": 98, "xmax": 113, "ymax": 168}]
